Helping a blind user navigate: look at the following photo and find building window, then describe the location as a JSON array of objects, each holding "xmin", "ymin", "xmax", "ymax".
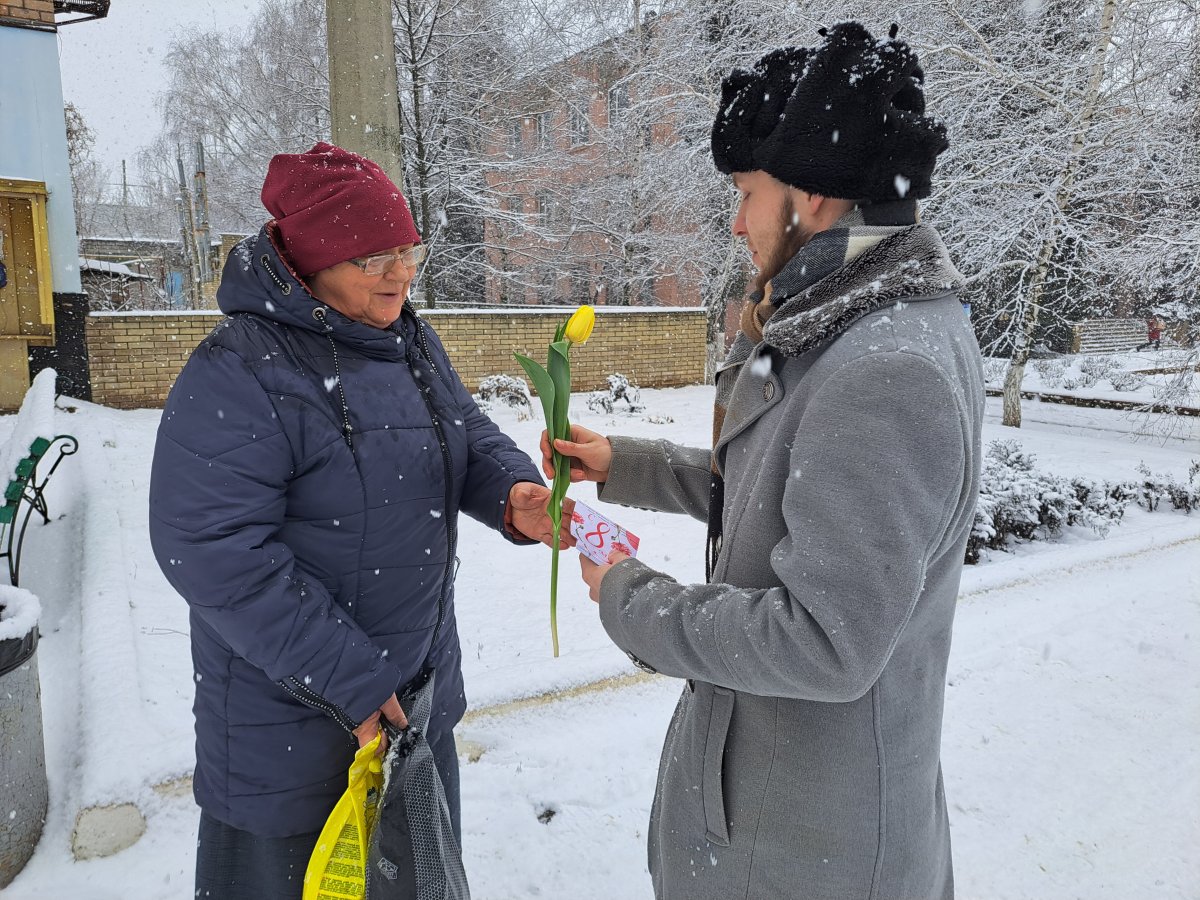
[
  {"xmin": 571, "ymin": 265, "xmax": 591, "ymax": 304},
  {"xmin": 538, "ymin": 266, "xmax": 557, "ymax": 304},
  {"xmin": 535, "ymin": 112, "xmax": 552, "ymax": 150},
  {"xmin": 510, "ymin": 119, "xmax": 523, "ymax": 149},
  {"xmin": 569, "ymin": 105, "xmax": 591, "ymax": 147},
  {"xmin": 608, "ymin": 82, "xmax": 629, "ymax": 124},
  {"xmin": 535, "ymin": 191, "xmax": 559, "ymax": 226},
  {"xmin": 601, "ymin": 258, "xmax": 625, "ymax": 305},
  {"xmin": 639, "ymin": 275, "xmax": 657, "ymax": 305}
]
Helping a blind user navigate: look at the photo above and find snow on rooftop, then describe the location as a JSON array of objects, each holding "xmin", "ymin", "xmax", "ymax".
[{"xmin": 79, "ymin": 258, "xmax": 154, "ymax": 281}]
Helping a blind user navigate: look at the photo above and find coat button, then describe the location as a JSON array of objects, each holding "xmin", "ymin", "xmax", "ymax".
[{"xmin": 762, "ymin": 381, "xmax": 775, "ymax": 401}]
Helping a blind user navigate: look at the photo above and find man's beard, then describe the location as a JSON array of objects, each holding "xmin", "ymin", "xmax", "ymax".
[{"xmin": 753, "ymin": 196, "xmax": 813, "ymax": 294}]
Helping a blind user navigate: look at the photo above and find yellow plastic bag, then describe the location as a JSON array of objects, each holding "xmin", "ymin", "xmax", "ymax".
[{"xmin": 303, "ymin": 733, "xmax": 385, "ymax": 900}]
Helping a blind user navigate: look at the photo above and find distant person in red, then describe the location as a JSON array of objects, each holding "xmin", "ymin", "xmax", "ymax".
[{"xmin": 1138, "ymin": 315, "xmax": 1164, "ymax": 351}]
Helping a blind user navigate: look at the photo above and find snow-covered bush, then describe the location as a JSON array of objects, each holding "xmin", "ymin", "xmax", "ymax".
[
  {"xmin": 1135, "ymin": 461, "xmax": 1200, "ymax": 514},
  {"xmin": 1079, "ymin": 356, "xmax": 1120, "ymax": 381},
  {"xmin": 966, "ymin": 441, "xmax": 1131, "ymax": 564},
  {"xmin": 587, "ymin": 374, "xmax": 644, "ymax": 415},
  {"xmin": 473, "ymin": 374, "xmax": 533, "ymax": 420},
  {"xmin": 982, "ymin": 358, "xmax": 1007, "ymax": 385},
  {"xmin": 1069, "ymin": 478, "xmax": 1137, "ymax": 533},
  {"xmin": 1062, "ymin": 356, "xmax": 1121, "ymax": 390},
  {"xmin": 1108, "ymin": 371, "xmax": 1146, "ymax": 392},
  {"xmin": 1032, "ymin": 357, "xmax": 1068, "ymax": 389},
  {"xmin": 1055, "ymin": 358, "xmax": 1098, "ymax": 390}
]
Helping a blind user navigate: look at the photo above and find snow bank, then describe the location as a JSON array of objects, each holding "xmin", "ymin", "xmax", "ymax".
[
  {"xmin": 983, "ymin": 351, "xmax": 1199, "ymax": 409},
  {"xmin": 0, "ymin": 369, "xmax": 58, "ymax": 483},
  {"xmin": 0, "ymin": 585, "xmax": 41, "ymax": 641},
  {"xmin": 71, "ymin": 428, "xmax": 161, "ymax": 824}
]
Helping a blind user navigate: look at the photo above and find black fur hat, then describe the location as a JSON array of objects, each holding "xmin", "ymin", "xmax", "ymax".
[{"xmin": 711, "ymin": 22, "xmax": 949, "ymax": 201}]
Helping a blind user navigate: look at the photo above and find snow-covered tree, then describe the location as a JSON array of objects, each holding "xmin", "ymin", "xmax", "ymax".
[
  {"xmin": 881, "ymin": 0, "xmax": 1198, "ymax": 426},
  {"xmin": 64, "ymin": 102, "xmax": 107, "ymax": 240},
  {"xmin": 143, "ymin": 0, "xmax": 330, "ymax": 232},
  {"xmin": 391, "ymin": 0, "xmax": 529, "ymax": 307}
]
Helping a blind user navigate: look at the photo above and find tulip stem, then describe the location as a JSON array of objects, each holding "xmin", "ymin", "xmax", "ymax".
[
  {"xmin": 549, "ymin": 536, "xmax": 560, "ymax": 658},
  {"xmin": 547, "ymin": 447, "xmax": 568, "ymax": 658}
]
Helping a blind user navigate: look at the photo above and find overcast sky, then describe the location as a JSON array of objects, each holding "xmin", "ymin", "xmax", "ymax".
[{"xmin": 57, "ymin": 0, "xmax": 265, "ymax": 183}]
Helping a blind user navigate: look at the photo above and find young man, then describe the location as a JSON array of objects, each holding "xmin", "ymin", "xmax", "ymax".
[{"xmin": 547, "ymin": 22, "xmax": 984, "ymax": 900}]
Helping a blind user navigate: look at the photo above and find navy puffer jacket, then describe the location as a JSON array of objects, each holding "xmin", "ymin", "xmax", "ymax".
[{"xmin": 149, "ymin": 225, "xmax": 541, "ymax": 836}]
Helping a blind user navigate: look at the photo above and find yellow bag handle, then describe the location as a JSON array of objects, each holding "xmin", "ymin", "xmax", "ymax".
[{"xmin": 303, "ymin": 733, "xmax": 385, "ymax": 900}]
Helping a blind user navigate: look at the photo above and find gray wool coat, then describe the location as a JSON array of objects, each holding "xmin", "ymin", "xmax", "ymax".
[{"xmin": 597, "ymin": 225, "xmax": 985, "ymax": 900}]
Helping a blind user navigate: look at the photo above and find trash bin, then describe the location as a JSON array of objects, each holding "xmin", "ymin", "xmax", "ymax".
[{"xmin": 0, "ymin": 587, "xmax": 47, "ymax": 888}]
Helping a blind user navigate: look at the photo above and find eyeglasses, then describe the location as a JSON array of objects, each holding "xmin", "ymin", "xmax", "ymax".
[{"xmin": 348, "ymin": 245, "xmax": 427, "ymax": 276}]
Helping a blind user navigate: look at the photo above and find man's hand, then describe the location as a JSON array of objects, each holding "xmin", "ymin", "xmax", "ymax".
[
  {"xmin": 353, "ymin": 692, "xmax": 408, "ymax": 751},
  {"xmin": 540, "ymin": 424, "xmax": 613, "ymax": 483},
  {"xmin": 508, "ymin": 482, "xmax": 575, "ymax": 549},
  {"xmin": 579, "ymin": 550, "xmax": 630, "ymax": 603}
]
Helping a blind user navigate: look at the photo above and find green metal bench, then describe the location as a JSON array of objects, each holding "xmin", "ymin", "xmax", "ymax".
[{"xmin": 1, "ymin": 434, "xmax": 78, "ymax": 586}]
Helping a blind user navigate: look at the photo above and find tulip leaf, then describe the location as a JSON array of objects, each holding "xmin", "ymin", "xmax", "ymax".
[
  {"xmin": 548, "ymin": 341, "xmax": 571, "ymax": 426},
  {"xmin": 514, "ymin": 352, "xmax": 556, "ymax": 430}
]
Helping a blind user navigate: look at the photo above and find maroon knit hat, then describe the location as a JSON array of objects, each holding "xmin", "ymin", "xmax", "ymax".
[{"xmin": 261, "ymin": 142, "xmax": 421, "ymax": 277}]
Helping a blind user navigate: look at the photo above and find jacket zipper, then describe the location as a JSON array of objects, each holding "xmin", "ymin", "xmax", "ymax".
[
  {"xmin": 279, "ymin": 675, "xmax": 357, "ymax": 735},
  {"xmin": 413, "ymin": 318, "xmax": 456, "ymax": 654},
  {"xmin": 276, "ymin": 312, "xmax": 454, "ymax": 733}
]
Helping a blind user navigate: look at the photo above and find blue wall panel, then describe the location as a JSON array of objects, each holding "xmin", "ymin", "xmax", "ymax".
[{"xmin": 0, "ymin": 26, "xmax": 83, "ymax": 294}]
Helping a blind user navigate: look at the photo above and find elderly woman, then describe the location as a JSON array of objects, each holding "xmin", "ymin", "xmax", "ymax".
[{"xmin": 149, "ymin": 142, "xmax": 555, "ymax": 898}]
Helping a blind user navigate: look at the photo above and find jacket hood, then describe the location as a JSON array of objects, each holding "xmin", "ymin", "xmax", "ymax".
[{"xmin": 218, "ymin": 224, "xmax": 416, "ymax": 360}]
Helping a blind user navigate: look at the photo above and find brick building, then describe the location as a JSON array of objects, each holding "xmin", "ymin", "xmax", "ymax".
[{"xmin": 480, "ymin": 16, "xmax": 706, "ymax": 311}]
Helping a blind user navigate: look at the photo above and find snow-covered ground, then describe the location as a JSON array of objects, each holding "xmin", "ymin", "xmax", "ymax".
[{"xmin": 2, "ymin": 385, "xmax": 1198, "ymax": 899}]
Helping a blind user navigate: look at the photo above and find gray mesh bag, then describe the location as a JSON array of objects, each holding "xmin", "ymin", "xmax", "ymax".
[{"xmin": 367, "ymin": 670, "xmax": 470, "ymax": 900}]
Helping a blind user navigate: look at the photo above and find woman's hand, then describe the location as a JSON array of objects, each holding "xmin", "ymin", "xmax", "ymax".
[
  {"xmin": 540, "ymin": 424, "xmax": 613, "ymax": 483},
  {"xmin": 353, "ymin": 693, "xmax": 408, "ymax": 751},
  {"xmin": 508, "ymin": 482, "xmax": 575, "ymax": 549},
  {"xmin": 579, "ymin": 550, "xmax": 629, "ymax": 603}
]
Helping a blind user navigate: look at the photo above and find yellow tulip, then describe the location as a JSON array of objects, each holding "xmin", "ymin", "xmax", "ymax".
[{"xmin": 563, "ymin": 305, "xmax": 596, "ymax": 344}]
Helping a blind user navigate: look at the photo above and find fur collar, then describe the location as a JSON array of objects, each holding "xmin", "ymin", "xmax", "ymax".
[{"xmin": 763, "ymin": 224, "xmax": 964, "ymax": 358}]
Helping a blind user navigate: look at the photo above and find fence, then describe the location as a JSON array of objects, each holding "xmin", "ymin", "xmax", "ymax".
[{"xmin": 86, "ymin": 307, "xmax": 708, "ymax": 409}]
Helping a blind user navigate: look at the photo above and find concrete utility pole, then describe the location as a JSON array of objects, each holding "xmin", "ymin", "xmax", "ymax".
[
  {"xmin": 193, "ymin": 142, "xmax": 212, "ymax": 284},
  {"xmin": 175, "ymin": 153, "xmax": 201, "ymax": 308},
  {"xmin": 325, "ymin": 0, "xmax": 404, "ymax": 186}
]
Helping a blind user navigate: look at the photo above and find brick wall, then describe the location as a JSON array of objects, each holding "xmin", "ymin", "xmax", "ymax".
[
  {"xmin": 0, "ymin": 0, "xmax": 56, "ymax": 27},
  {"xmin": 87, "ymin": 312, "xmax": 223, "ymax": 410},
  {"xmin": 87, "ymin": 308, "xmax": 707, "ymax": 409}
]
